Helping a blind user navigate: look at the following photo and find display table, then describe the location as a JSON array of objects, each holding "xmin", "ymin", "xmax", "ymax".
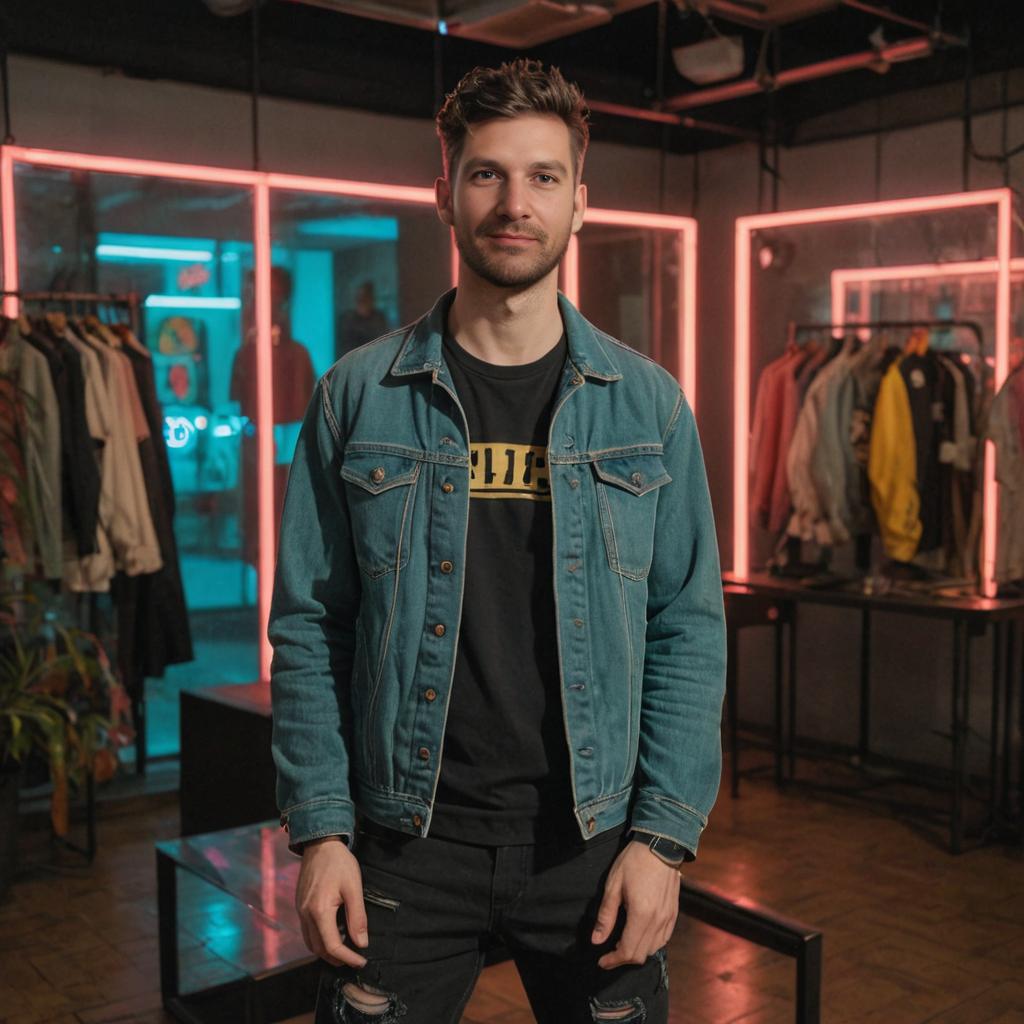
[
  {"xmin": 156, "ymin": 821, "xmax": 319, "ymax": 1023},
  {"xmin": 723, "ymin": 573, "xmax": 1024, "ymax": 853},
  {"xmin": 157, "ymin": 820, "xmax": 823, "ymax": 1024},
  {"xmin": 180, "ymin": 683, "xmax": 277, "ymax": 836}
]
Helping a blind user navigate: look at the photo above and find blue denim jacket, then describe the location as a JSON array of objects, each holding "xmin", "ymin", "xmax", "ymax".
[{"xmin": 269, "ymin": 289, "xmax": 726, "ymax": 858}]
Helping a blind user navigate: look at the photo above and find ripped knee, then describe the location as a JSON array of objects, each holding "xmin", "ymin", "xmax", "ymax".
[
  {"xmin": 337, "ymin": 980, "xmax": 406, "ymax": 1022},
  {"xmin": 590, "ymin": 996, "xmax": 646, "ymax": 1023}
]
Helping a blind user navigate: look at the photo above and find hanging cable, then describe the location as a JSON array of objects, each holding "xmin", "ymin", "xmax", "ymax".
[
  {"xmin": 0, "ymin": 19, "xmax": 14, "ymax": 145},
  {"xmin": 433, "ymin": 1, "xmax": 446, "ymax": 116},
  {"xmin": 962, "ymin": 23, "xmax": 1024, "ymax": 190},
  {"xmin": 873, "ymin": 95, "xmax": 882, "ymax": 201},
  {"xmin": 691, "ymin": 148, "xmax": 699, "ymax": 217},
  {"xmin": 250, "ymin": 0, "xmax": 262, "ymax": 171},
  {"xmin": 656, "ymin": 0, "xmax": 669, "ymax": 212}
]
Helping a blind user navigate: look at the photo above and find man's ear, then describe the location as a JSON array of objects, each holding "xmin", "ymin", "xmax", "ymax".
[
  {"xmin": 435, "ymin": 176, "xmax": 454, "ymax": 227},
  {"xmin": 571, "ymin": 181, "xmax": 587, "ymax": 235}
]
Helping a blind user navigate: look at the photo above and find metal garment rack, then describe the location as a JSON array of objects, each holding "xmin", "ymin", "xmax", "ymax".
[
  {"xmin": 787, "ymin": 318, "xmax": 986, "ymax": 349},
  {"xmin": 1, "ymin": 289, "xmax": 140, "ymax": 332}
]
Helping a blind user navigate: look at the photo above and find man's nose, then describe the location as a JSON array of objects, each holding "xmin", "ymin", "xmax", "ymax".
[{"xmin": 496, "ymin": 178, "xmax": 530, "ymax": 221}]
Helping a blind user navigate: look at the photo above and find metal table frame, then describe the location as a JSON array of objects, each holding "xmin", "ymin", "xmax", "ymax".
[{"xmin": 725, "ymin": 574, "xmax": 1024, "ymax": 854}]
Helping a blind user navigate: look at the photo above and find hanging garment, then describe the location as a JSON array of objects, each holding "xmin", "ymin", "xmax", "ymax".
[
  {"xmin": 768, "ymin": 347, "xmax": 814, "ymax": 534},
  {"xmin": 750, "ymin": 351, "xmax": 794, "ymax": 528},
  {"xmin": 899, "ymin": 351, "xmax": 944, "ymax": 554},
  {"xmin": 989, "ymin": 369, "xmax": 1024, "ymax": 583},
  {"xmin": 0, "ymin": 359, "xmax": 30, "ymax": 567},
  {"xmin": 786, "ymin": 340, "xmax": 857, "ymax": 546},
  {"xmin": 25, "ymin": 327, "xmax": 102, "ymax": 560},
  {"xmin": 62, "ymin": 327, "xmax": 117, "ymax": 591},
  {"xmin": 116, "ymin": 343, "xmax": 193, "ymax": 682},
  {"xmin": 868, "ymin": 358, "xmax": 922, "ymax": 562},
  {"xmin": 76, "ymin": 325, "xmax": 162, "ymax": 576},
  {"xmin": 0, "ymin": 323, "xmax": 62, "ymax": 579},
  {"xmin": 810, "ymin": 338, "xmax": 878, "ymax": 546},
  {"xmin": 936, "ymin": 355, "xmax": 977, "ymax": 579}
]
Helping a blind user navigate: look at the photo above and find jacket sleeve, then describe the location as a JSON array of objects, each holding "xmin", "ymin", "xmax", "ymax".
[
  {"xmin": 269, "ymin": 373, "xmax": 362, "ymax": 853},
  {"xmin": 629, "ymin": 389, "xmax": 726, "ymax": 860}
]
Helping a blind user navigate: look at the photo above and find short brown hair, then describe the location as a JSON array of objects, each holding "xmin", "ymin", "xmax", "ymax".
[{"xmin": 435, "ymin": 59, "xmax": 590, "ymax": 181}]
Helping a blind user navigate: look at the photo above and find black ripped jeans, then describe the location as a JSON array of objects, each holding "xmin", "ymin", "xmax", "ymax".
[{"xmin": 313, "ymin": 818, "xmax": 669, "ymax": 1024}]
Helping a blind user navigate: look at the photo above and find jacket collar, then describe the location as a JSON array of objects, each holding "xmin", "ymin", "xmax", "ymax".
[{"xmin": 389, "ymin": 288, "xmax": 623, "ymax": 382}]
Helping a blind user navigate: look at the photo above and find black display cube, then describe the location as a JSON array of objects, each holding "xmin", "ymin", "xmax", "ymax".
[{"xmin": 180, "ymin": 683, "xmax": 278, "ymax": 837}]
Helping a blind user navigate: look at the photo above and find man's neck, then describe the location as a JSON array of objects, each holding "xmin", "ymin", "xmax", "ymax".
[{"xmin": 447, "ymin": 269, "xmax": 563, "ymax": 366}]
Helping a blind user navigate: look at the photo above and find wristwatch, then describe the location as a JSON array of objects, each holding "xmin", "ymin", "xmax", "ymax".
[{"xmin": 629, "ymin": 830, "xmax": 689, "ymax": 867}]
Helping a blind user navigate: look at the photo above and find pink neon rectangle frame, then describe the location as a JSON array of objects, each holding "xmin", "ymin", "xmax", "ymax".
[
  {"xmin": 830, "ymin": 252, "xmax": 1019, "ymax": 598},
  {"xmin": 734, "ymin": 190, "xmax": 1014, "ymax": 599},
  {"xmin": 1, "ymin": 144, "xmax": 697, "ymax": 680}
]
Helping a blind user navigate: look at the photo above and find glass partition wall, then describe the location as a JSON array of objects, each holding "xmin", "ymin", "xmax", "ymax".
[
  {"xmin": 732, "ymin": 191, "xmax": 1018, "ymax": 597},
  {"xmin": 1, "ymin": 146, "xmax": 697, "ymax": 762}
]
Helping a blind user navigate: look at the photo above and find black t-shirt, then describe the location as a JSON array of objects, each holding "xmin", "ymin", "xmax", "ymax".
[{"xmin": 429, "ymin": 330, "xmax": 576, "ymax": 846}]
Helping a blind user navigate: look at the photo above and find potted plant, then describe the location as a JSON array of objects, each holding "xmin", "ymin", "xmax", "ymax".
[
  {"xmin": 0, "ymin": 589, "xmax": 135, "ymax": 896},
  {"xmin": 0, "ymin": 366, "xmax": 134, "ymax": 897}
]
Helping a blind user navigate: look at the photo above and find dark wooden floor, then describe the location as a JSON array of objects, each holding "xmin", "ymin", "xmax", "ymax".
[{"xmin": 2, "ymin": 763, "xmax": 1023, "ymax": 1024}]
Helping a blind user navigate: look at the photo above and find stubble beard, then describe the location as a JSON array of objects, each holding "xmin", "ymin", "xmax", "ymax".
[{"xmin": 454, "ymin": 216, "xmax": 573, "ymax": 290}]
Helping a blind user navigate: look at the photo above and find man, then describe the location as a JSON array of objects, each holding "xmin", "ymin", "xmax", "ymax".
[
  {"xmin": 269, "ymin": 59, "xmax": 726, "ymax": 1024},
  {"xmin": 337, "ymin": 280, "xmax": 389, "ymax": 357}
]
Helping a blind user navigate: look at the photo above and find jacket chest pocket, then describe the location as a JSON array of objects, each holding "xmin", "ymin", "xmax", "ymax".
[
  {"xmin": 340, "ymin": 450, "xmax": 422, "ymax": 579},
  {"xmin": 591, "ymin": 453, "xmax": 671, "ymax": 580}
]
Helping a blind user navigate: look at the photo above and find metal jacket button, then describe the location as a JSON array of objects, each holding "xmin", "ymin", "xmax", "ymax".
[
  {"xmin": 440, "ymin": 560, "xmax": 454, "ymax": 574},
  {"xmin": 433, "ymin": 623, "xmax": 446, "ymax": 637},
  {"xmin": 569, "ymin": 478, "xmax": 579, "ymax": 489},
  {"xmin": 424, "ymin": 688, "xmax": 437, "ymax": 702},
  {"xmin": 587, "ymin": 817, "xmax": 596, "ymax": 833},
  {"xmin": 631, "ymin": 471, "xmax": 643, "ymax": 487},
  {"xmin": 418, "ymin": 746, "xmax": 430, "ymax": 761},
  {"xmin": 442, "ymin": 482, "xmax": 454, "ymax": 493},
  {"xmin": 371, "ymin": 466, "xmax": 386, "ymax": 483},
  {"xmin": 412, "ymin": 814, "xmax": 423, "ymax": 827}
]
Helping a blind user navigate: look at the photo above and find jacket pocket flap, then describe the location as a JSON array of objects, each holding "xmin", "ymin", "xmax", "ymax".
[
  {"xmin": 592, "ymin": 454, "xmax": 671, "ymax": 496},
  {"xmin": 341, "ymin": 451, "xmax": 422, "ymax": 494}
]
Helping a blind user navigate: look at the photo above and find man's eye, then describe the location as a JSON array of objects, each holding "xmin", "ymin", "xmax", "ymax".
[
  {"xmin": 473, "ymin": 170, "xmax": 497, "ymax": 180},
  {"xmin": 536, "ymin": 174, "xmax": 556, "ymax": 184}
]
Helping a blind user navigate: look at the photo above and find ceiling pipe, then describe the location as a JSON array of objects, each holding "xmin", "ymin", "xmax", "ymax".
[
  {"xmin": 664, "ymin": 35, "xmax": 933, "ymax": 112},
  {"xmin": 587, "ymin": 98, "xmax": 760, "ymax": 140},
  {"xmin": 838, "ymin": 0, "xmax": 966, "ymax": 48}
]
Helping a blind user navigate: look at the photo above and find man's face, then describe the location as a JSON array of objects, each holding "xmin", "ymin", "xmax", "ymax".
[{"xmin": 436, "ymin": 114, "xmax": 586, "ymax": 291}]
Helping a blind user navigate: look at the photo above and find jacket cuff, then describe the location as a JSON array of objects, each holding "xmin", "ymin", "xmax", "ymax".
[
  {"xmin": 629, "ymin": 790, "xmax": 708, "ymax": 861},
  {"xmin": 279, "ymin": 797, "xmax": 356, "ymax": 856}
]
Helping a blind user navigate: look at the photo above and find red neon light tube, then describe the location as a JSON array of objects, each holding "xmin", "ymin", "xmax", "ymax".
[
  {"xmin": 254, "ymin": 183, "xmax": 276, "ymax": 683},
  {"xmin": 0, "ymin": 149, "xmax": 17, "ymax": 318}
]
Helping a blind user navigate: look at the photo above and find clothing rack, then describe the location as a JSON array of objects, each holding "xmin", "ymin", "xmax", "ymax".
[
  {"xmin": 4, "ymin": 287, "xmax": 149, "ymax": 778},
  {"xmin": 2, "ymin": 289, "xmax": 140, "ymax": 332},
  {"xmin": 787, "ymin": 318, "xmax": 985, "ymax": 350}
]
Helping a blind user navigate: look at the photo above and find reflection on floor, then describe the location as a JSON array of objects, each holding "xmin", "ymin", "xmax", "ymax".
[{"xmin": 3, "ymin": 758, "xmax": 1024, "ymax": 1023}]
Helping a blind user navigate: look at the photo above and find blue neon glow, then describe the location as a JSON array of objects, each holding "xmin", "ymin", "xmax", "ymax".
[
  {"xmin": 145, "ymin": 296, "xmax": 242, "ymax": 310},
  {"xmin": 438, "ymin": 19, "xmax": 448, "ymax": 34},
  {"xmin": 97, "ymin": 244, "xmax": 214, "ymax": 262},
  {"xmin": 297, "ymin": 216, "xmax": 399, "ymax": 240}
]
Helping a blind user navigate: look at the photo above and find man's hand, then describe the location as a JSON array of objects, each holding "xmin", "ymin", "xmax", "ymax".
[
  {"xmin": 591, "ymin": 840, "xmax": 680, "ymax": 969},
  {"xmin": 295, "ymin": 837, "xmax": 368, "ymax": 968}
]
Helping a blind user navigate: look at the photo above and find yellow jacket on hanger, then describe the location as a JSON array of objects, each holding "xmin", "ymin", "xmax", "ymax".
[{"xmin": 868, "ymin": 358, "xmax": 921, "ymax": 561}]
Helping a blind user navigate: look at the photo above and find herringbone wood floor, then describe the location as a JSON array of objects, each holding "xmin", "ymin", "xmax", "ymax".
[{"xmin": 2, "ymin": 762, "xmax": 1023, "ymax": 1024}]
